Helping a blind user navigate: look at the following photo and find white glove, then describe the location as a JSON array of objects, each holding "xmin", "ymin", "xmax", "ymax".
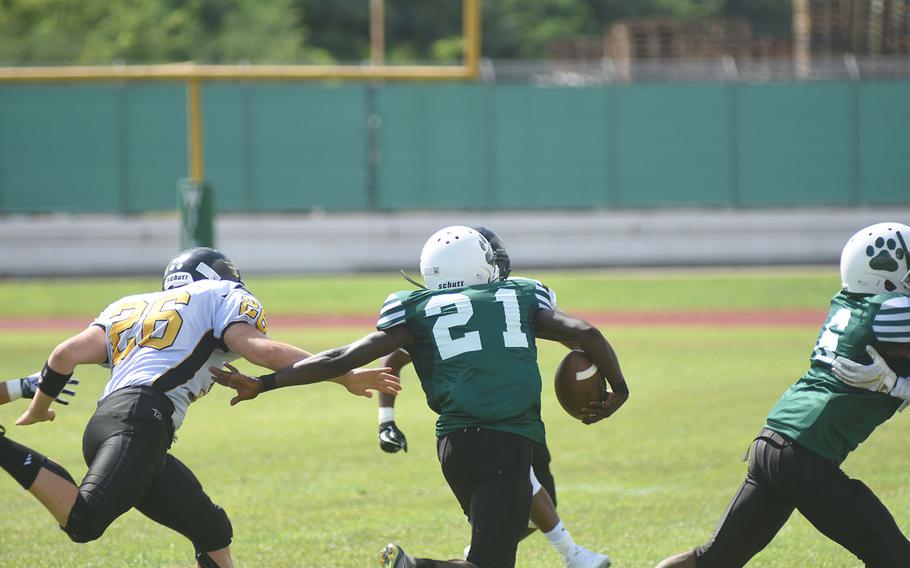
[{"xmin": 832, "ymin": 346, "xmax": 897, "ymax": 394}]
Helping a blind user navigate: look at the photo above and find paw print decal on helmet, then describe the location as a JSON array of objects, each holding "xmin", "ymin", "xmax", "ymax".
[{"xmin": 866, "ymin": 236, "xmax": 905, "ymax": 272}]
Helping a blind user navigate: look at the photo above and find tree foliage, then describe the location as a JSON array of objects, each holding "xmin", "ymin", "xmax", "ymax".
[{"xmin": 0, "ymin": 0, "xmax": 791, "ymax": 65}]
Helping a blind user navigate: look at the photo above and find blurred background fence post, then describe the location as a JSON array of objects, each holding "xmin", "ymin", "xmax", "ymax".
[{"xmin": 177, "ymin": 178, "xmax": 214, "ymax": 249}]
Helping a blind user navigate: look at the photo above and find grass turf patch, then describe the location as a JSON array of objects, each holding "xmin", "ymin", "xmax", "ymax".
[
  {"xmin": 1, "ymin": 324, "xmax": 907, "ymax": 567},
  {"xmin": 0, "ymin": 268, "xmax": 840, "ymax": 318}
]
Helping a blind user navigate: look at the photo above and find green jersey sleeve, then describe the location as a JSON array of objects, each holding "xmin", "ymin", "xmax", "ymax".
[
  {"xmin": 376, "ymin": 292, "xmax": 409, "ymax": 331},
  {"xmin": 872, "ymin": 295, "xmax": 910, "ymax": 343},
  {"xmin": 508, "ymin": 277, "xmax": 557, "ymax": 311}
]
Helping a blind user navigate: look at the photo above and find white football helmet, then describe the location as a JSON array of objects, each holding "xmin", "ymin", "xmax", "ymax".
[
  {"xmin": 419, "ymin": 226, "xmax": 498, "ymax": 290},
  {"xmin": 840, "ymin": 222, "xmax": 910, "ymax": 295}
]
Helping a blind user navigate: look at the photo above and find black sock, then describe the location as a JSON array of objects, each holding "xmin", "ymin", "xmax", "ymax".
[{"xmin": 0, "ymin": 434, "xmax": 48, "ymax": 489}]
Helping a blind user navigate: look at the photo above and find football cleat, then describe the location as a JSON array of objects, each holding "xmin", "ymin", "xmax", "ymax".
[
  {"xmin": 565, "ymin": 545, "xmax": 611, "ymax": 568},
  {"xmin": 379, "ymin": 543, "xmax": 416, "ymax": 568},
  {"xmin": 162, "ymin": 247, "xmax": 243, "ymax": 291}
]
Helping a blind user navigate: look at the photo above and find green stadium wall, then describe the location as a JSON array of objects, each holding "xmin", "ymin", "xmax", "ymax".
[{"xmin": 0, "ymin": 81, "xmax": 908, "ymax": 213}]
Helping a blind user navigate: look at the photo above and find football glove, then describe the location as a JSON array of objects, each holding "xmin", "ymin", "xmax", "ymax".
[
  {"xmin": 379, "ymin": 421, "xmax": 408, "ymax": 453},
  {"xmin": 21, "ymin": 372, "xmax": 79, "ymax": 405},
  {"xmin": 832, "ymin": 346, "xmax": 897, "ymax": 394}
]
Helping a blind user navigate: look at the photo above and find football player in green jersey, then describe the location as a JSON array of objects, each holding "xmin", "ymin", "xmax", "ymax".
[
  {"xmin": 657, "ymin": 222, "xmax": 910, "ymax": 568},
  {"xmin": 212, "ymin": 226, "xmax": 629, "ymax": 568},
  {"xmin": 377, "ymin": 226, "xmax": 612, "ymax": 568}
]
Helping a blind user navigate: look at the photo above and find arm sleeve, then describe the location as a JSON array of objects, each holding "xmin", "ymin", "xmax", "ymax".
[
  {"xmin": 873, "ymin": 296, "xmax": 910, "ymax": 343},
  {"xmin": 377, "ymin": 293, "xmax": 407, "ymax": 331},
  {"xmin": 534, "ymin": 281, "xmax": 556, "ymax": 311},
  {"xmin": 91, "ymin": 302, "xmax": 118, "ymax": 330},
  {"xmin": 213, "ymin": 287, "xmax": 269, "ymax": 339}
]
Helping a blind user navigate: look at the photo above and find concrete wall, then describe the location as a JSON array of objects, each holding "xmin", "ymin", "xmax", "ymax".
[{"xmin": 3, "ymin": 208, "xmax": 909, "ymax": 277}]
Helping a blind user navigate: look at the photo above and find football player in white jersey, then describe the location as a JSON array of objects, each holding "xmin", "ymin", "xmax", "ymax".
[
  {"xmin": 377, "ymin": 226, "xmax": 612, "ymax": 568},
  {"xmin": 0, "ymin": 247, "xmax": 399, "ymax": 568}
]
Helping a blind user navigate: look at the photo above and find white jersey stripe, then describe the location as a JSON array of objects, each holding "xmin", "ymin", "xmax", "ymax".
[
  {"xmin": 377, "ymin": 310, "xmax": 406, "ymax": 327},
  {"xmin": 875, "ymin": 312, "xmax": 910, "ymax": 321},
  {"xmin": 379, "ymin": 302, "xmax": 403, "ymax": 318}
]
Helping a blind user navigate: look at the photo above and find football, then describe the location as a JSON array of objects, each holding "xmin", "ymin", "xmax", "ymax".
[{"xmin": 554, "ymin": 350, "xmax": 607, "ymax": 420}]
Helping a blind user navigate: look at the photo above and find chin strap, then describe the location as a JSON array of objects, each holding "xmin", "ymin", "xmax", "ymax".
[{"xmin": 399, "ymin": 269, "xmax": 426, "ymax": 289}]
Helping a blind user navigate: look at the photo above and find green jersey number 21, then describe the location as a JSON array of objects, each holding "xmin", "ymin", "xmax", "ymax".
[{"xmin": 426, "ymin": 290, "xmax": 529, "ymax": 360}]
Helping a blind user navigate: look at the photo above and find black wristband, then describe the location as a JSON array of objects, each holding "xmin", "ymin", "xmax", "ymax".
[
  {"xmin": 259, "ymin": 373, "xmax": 277, "ymax": 392},
  {"xmin": 38, "ymin": 363, "xmax": 72, "ymax": 399}
]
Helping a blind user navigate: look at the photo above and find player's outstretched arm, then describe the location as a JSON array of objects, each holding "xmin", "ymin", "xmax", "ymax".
[
  {"xmin": 833, "ymin": 345, "xmax": 910, "ymax": 400},
  {"xmin": 378, "ymin": 349, "xmax": 412, "ymax": 453},
  {"xmin": 211, "ymin": 327, "xmax": 412, "ymax": 405},
  {"xmin": 17, "ymin": 326, "xmax": 107, "ymax": 426},
  {"xmin": 535, "ymin": 309, "xmax": 628, "ymax": 424},
  {"xmin": 222, "ymin": 322, "xmax": 312, "ymax": 369}
]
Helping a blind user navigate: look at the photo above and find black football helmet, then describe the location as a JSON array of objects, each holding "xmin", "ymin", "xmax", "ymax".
[
  {"xmin": 473, "ymin": 226, "xmax": 511, "ymax": 280},
  {"xmin": 162, "ymin": 247, "xmax": 243, "ymax": 291}
]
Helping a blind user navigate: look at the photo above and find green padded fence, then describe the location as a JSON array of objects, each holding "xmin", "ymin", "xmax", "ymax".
[{"xmin": 0, "ymin": 81, "xmax": 907, "ymax": 213}]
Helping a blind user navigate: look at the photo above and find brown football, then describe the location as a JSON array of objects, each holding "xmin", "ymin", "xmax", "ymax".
[{"xmin": 554, "ymin": 350, "xmax": 607, "ymax": 420}]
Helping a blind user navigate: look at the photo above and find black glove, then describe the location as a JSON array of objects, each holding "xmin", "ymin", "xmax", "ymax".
[
  {"xmin": 379, "ymin": 421, "xmax": 408, "ymax": 453},
  {"xmin": 21, "ymin": 373, "xmax": 79, "ymax": 405}
]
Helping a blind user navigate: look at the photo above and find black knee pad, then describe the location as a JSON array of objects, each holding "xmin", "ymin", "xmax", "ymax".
[
  {"xmin": 63, "ymin": 496, "xmax": 107, "ymax": 543},
  {"xmin": 43, "ymin": 457, "xmax": 75, "ymax": 485},
  {"xmin": 192, "ymin": 504, "xmax": 233, "ymax": 555},
  {"xmin": 195, "ymin": 551, "xmax": 221, "ymax": 568}
]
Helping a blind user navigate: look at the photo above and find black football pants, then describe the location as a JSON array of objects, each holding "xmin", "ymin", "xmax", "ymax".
[
  {"xmin": 531, "ymin": 441, "xmax": 557, "ymax": 508},
  {"xmin": 64, "ymin": 386, "xmax": 232, "ymax": 554},
  {"xmin": 437, "ymin": 428, "xmax": 533, "ymax": 568},
  {"xmin": 695, "ymin": 428, "xmax": 910, "ymax": 568}
]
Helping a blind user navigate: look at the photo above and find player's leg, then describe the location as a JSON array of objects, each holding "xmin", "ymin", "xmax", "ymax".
[
  {"xmin": 133, "ymin": 453, "xmax": 234, "ymax": 568},
  {"xmin": 528, "ymin": 443, "xmax": 611, "ymax": 568},
  {"xmin": 657, "ymin": 434, "xmax": 795, "ymax": 568},
  {"xmin": 782, "ymin": 442, "xmax": 910, "ymax": 567},
  {"xmin": 382, "ymin": 429, "xmax": 532, "ymax": 568},
  {"xmin": 1, "ymin": 389, "xmax": 171, "ymax": 542},
  {"xmin": 529, "ymin": 469, "xmax": 559, "ymax": 534},
  {"xmin": 460, "ymin": 429, "xmax": 533, "ymax": 568},
  {"xmin": 528, "ymin": 442, "xmax": 558, "ymax": 535},
  {"xmin": 63, "ymin": 388, "xmax": 173, "ymax": 542},
  {"xmin": 0, "ymin": 424, "xmax": 79, "ymax": 524}
]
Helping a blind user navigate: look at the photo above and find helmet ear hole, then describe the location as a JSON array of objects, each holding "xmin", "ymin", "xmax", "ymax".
[{"xmin": 885, "ymin": 280, "xmax": 897, "ymax": 292}]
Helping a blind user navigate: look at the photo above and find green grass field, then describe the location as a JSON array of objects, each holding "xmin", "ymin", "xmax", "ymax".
[{"xmin": 1, "ymin": 269, "xmax": 907, "ymax": 567}]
